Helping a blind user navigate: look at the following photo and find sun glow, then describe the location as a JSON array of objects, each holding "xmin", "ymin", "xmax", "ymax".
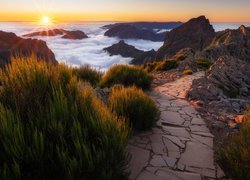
[{"xmin": 41, "ymin": 16, "xmax": 50, "ymax": 25}]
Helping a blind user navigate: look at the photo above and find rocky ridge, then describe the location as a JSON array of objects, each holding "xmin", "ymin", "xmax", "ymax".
[{"xmin": 0, "ymin": 30, "xmax": 57, "ymax": 67}]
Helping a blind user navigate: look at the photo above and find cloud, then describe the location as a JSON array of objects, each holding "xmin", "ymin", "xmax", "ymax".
[{"xmin": 20, "ymin": 23, "xmax": 164, "ymax": 70}]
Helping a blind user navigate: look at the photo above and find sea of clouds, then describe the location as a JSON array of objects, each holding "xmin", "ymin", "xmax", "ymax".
[
  {"xmin": 0, "ymin": 21, "xmax": 250, "ymax": 70},
  {"xmin": 0, "ymin": 22, "xmax": 163, "ymax": 70}
]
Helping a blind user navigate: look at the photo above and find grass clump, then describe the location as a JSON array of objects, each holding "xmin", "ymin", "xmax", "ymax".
[
  {"xmin": 72, "ymin": 65, "xmax": 102, "ymax": 86},
  {"xmin": 145, "ymin": 59, "xmax": 178, "ymax": 72},
  {"xmin": 0, "ymin": 56, "xmax": 129, "ymax": 180},
  {"xmin": 183, "ymin": 68, "xmax": 193, "ymax": 75},
  {"xmin": 108, "ymin": 86, "xmax": 159, "ymax": 131},
  {"xmin": 196, "ymin": 58, "xmax": 213, "ymax": 70},
  {"xmin": 100, "ymin": 64, "xmax": 153, "ymax": 89},
  {"xmin": 220, "ymin": 107, "xmax": 250, "ymax": 180}
]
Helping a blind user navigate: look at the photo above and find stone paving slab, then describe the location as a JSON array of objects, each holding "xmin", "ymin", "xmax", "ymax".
[{"xmin": 127, "ymin": 72, "xmax": 225, "ymax": 180}]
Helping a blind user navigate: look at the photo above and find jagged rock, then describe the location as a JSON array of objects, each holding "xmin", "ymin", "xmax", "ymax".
[
  {"xmin": 104, "ymin": 24, "xmax": 166, "ymax": 42},
  {"xmin": 156, "ymin": 16, "xmax": 215, "ymax": 60},
  {"xmin": 103, "ymin": 40, "xmax": 156, "ymax": 64},
  {"xmin": 200, "ymin": 25, "xmax": 250, "ymax": 62},
  {"xmin": 188, "ymin": 56, "xmax": 250, "ymax": 113},
  {"xmin": 23, "ymin": 29, "xmax": 88, "ymax": 40},
  {"xmin": 0, "ymin": 30, "xmax": 57, "ymax": 67}
]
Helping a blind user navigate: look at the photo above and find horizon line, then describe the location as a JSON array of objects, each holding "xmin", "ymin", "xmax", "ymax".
[{"xmin": 1, "ymin": 20, "xmax": 250, "ymax": 24}]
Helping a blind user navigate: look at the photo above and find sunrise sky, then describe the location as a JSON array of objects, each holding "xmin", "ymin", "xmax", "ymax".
[{"xmin": 0, "ymin": 0, "xmax": 250, "ymax": 23}]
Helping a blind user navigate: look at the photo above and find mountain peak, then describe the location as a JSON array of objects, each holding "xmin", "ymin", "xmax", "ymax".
[{"xmin": 156, "ymin": 16, "xmax": 215, "ymax": 60}]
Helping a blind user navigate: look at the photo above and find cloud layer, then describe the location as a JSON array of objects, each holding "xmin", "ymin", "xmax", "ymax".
[{"xmin": 1, "ymin": 22, "xmax": 250, "ymax": 70}]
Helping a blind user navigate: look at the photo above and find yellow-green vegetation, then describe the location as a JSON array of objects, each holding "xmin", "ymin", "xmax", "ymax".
[
  {"xmin": 196, "ymin": 58, "xmax": 213, "ymax": 70},
  {"xmin": 0, "ymin": 56, "xmax": 129, "ymax": 179},
  {"xmin": 145, "ymin": 59, "xmax": 178, "ymax": 72},
  {"xmin": 108, "ymin": 86, "xmax": 159, "ymax": 131},
  {"xmin": 72, "ymin": 65, "xmax": 102, "ymax": 86},
  {"xmin": 100, "ymin": 64, "xmax": 153, "ymax": 89},
  {"xmin": 220, "ymin": 107, "xmax": 250, "ymax": 180},
  {"xmin": 183, "ymin": 68, "xmax": 193, "ymax": 75}
]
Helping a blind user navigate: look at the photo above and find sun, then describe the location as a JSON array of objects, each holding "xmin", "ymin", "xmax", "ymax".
[{"xmin": 41, "ymin": 16, "xmax": 50, "ymax": 24}]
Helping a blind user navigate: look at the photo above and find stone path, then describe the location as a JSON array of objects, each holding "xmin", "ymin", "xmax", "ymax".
[{"xmin": 127, "ymin": 72, "xmax": 225, "ymax": 180}]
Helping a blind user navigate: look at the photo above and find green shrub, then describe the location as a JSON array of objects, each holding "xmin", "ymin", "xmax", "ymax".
[
  {"xmin": 72, "ymin": 65, "xmax": 102, "ymax": 86},
  {"xmin": 0, "ymin": 56, "xmax": 129, "ymax": 180},
  {"xmin": 196, "ymin": 58, "xmax": 213, "ymax": 70},
  {"xmin": 183, "ymin": 68, "xmax": 193, "ymax": 75},
  {"xmin": 220, "ymin": 107, "xmax": 250, "ymax": 180},
  {"xmin": 100, "ymin": 64, "xmax": 153, "ymax": 89},
  {"xmin": 108, "ymin": 86, "xmax": 159, "ymax": 131},
  {"xmin": 145, "ymin": 59, "xmax": 178, "ymax": 72}
]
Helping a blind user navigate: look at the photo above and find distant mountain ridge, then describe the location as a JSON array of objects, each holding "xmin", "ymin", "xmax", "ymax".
[
  {"xmin": 104, "ymin": 24, "xmax": 167, "ymax": 42},
  {"xmin": 23, "ymin": 29, "xmax": 88, "ymax": 40},
  {"xmin": 103, "ymin": 22, "xmax": 182, "ymax": 31}
]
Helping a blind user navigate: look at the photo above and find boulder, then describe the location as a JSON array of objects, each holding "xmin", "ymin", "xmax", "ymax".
[
  {"xmin": 156, "ymin": 16, "xmax": 215, "ymax": 60},
  {"xmin": 0, "ymin": 30, "xmax": 57, "ymax": 67}
]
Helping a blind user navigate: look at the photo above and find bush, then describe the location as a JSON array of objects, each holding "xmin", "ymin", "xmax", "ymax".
[
  {"xmin": 100, "ymin": 64, "xmax": 153, "ymax": 89},
  {"xmin": 183, "ymin": 68, "xmax": 193, "ymax": 75},
  {"xmin": 108, "ymin": 86, "xmax": 159, "ymax": 131},
  {"xmin": 0, "ymin": 56, "xmax": 129, "ymax": 179},
  {"xmin": 145, "ymin": 59, "xmax": 178, "ymax": 72},
  {"xmin": 72, "ymin": 65, "xmax": 102, "ymax": 86},
  {"xmin": 220, "ymin": 107, "xmax": 250, "ymax": 180},
  {"xmin": 196, "ymin": 58, "xmax": 213, "ymax": 70}
]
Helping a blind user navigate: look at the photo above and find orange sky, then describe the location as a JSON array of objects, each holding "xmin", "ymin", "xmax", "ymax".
[{"xmin": 0, "ymin": 0, "xmax": 250, "ymax": 22}]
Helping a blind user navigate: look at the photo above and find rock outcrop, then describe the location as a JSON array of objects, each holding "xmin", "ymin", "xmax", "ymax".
[
  {"xmin": 0, "ymin": 30, "xmax": 57, "ymax": 67},
  {"xmin": 200, "ymin": 25, "xmax": 250, "ymax": 62},
  {"xmin": 104, "ymin": 24, "xmax": 166, "ymax": 42},
  {"xmin": 172, "ymin": 48, "xmax": 198, "ymax": 72},
  {"xmin": 188, "ymin": 56, "xmax": 250, "ymax": 114},
  {"xmin": 104, "ymin": 40, "xmax": 143, "ymax": 57},
  {"xmin": 23, "ymin": 29, "xmax": 88, "ymax": 40},
  {"xmin": 156, "ymin": 16, "xmax": 215, "ymax": 60},
  {"xmin": 103, "ymin": 40, "xmax": 156, "ymax": 64}
]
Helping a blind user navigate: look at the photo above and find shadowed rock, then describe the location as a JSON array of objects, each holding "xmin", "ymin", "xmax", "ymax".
[
  {"xmin": 0, "ymin": 30, "xmax": 57, "ymax": 67},
  {"xmin": 103, "ymin": 40, "xmax": 156, "ymax": 64}
]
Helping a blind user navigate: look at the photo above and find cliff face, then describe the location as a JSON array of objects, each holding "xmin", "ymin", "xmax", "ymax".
[
  {"xmin": 156, "ymin": 16, "xmax": 215, "ymax": 60},
  {"xmin": 200, "ymin": 25, "xmax": 250, "ymax": 62},
  {"xmin": 0, "ymin": 31, "xmax": 57, "ymax": 67}
]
